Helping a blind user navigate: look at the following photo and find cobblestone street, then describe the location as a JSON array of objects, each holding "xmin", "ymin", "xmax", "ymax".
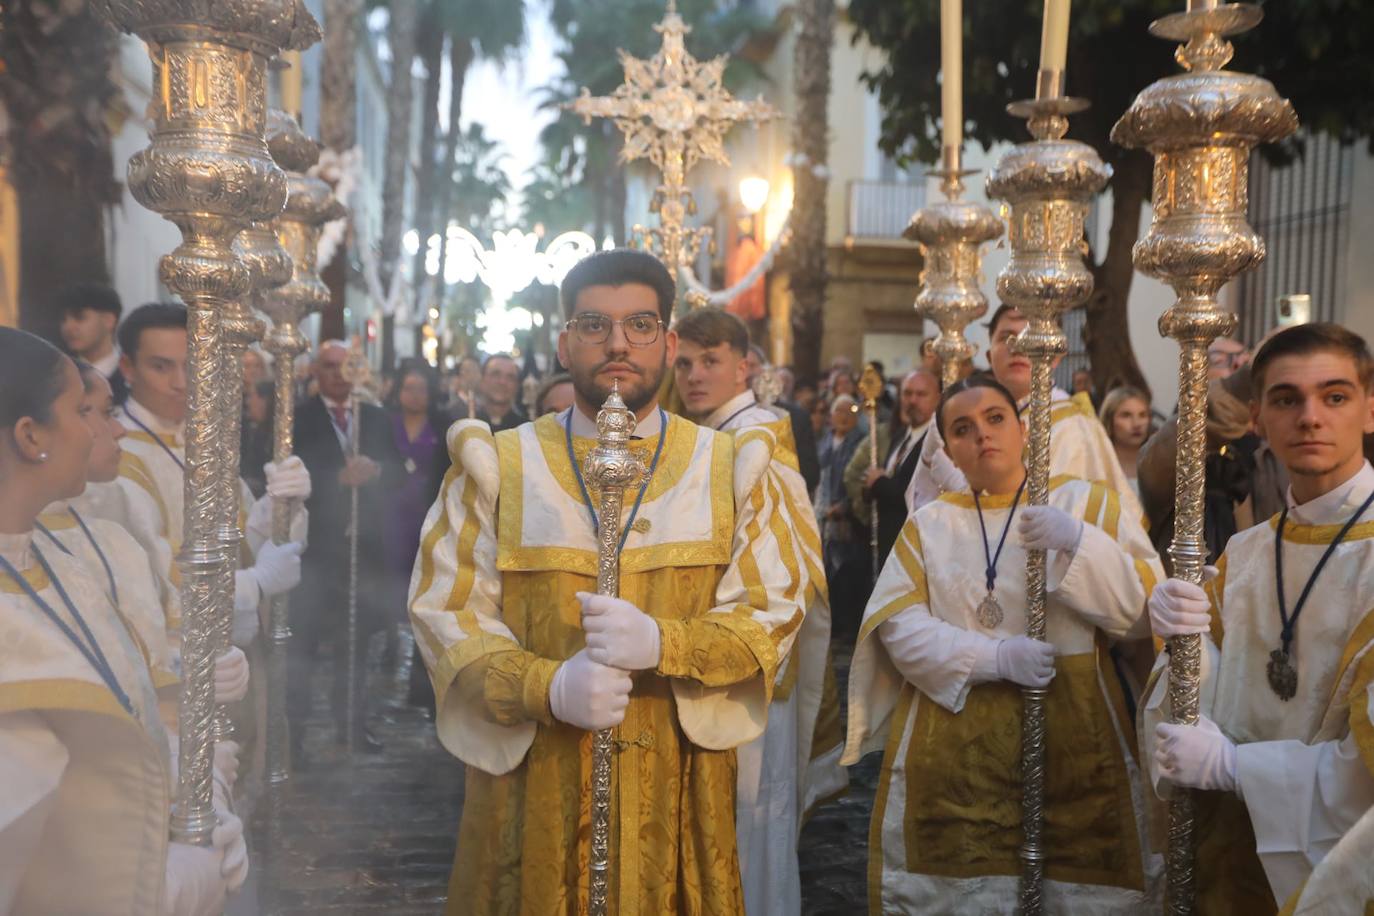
[{"xmin": 245, "ymin": 632, "xmax": 875, "ymax": 914}]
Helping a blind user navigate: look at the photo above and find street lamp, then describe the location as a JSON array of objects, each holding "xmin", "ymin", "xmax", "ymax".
[{"xmin": 739, "ymin": 175, "xmax": 770, "ymax": 214}]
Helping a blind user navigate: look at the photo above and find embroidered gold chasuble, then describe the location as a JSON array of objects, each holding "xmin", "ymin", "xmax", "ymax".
[
  {"xmin": 1143, "ymin": 467, "xmax": 1374, "ymax": 914},
  {"xmin": 410, "ymin": 412, "xmax": 807, "ymax": 915},
  {"xmin": 846, "ymin": 476, "xmax": 1165, "ymax": 914}
]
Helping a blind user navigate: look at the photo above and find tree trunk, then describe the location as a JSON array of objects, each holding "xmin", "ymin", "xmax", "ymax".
[
  {"xmin": 378, "ymin": 0, "xmax": 421, "ymax": 369},
  {"xmin": 409, "ymin": 11, "xmax": 444, "ymax": 338},
  {"xmin": 431, "ymin": 37, "xmax": 474, "ymax": 310},
  {"xmin": 318, "ymin": 0, "xmax": 363, "ymax": 345},
  {"xmin": 1085, "ymin": 150, "xmax": 1153, "ymax": 399},
  {"xmin": 788, "ymin": 0, "xmax": 834, "ymax": 380},
  {"xmin": 0, "ymin": 3, "xmax": 118, "ymax": 341},
  {"xmin": 320, "ymin": 0, "xmax": 363, "ymax": 153}
]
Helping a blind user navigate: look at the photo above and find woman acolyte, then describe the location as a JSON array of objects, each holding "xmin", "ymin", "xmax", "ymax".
[
  {"xmin": 0, "ymin": 328, "xmax": 241, "ymax": 915},
  {"xmin": 844, "ymin": 375, "xmax": 1166, "ymax": 914}
]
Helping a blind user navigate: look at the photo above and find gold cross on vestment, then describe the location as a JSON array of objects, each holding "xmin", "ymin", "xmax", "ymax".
[{"xmin": 568, "ymin": 1, "xmax": 777, "ymax": 283}]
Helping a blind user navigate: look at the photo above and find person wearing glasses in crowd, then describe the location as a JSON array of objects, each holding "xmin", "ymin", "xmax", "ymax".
[{"xmin": 409, "ymin": 248, "xmax": 813, "ymax": 913}]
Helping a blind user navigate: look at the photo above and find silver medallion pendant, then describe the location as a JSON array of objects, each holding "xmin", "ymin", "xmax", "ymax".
[
  {"xmin": 977, "ymin": 592, "xmax": 1004, "ymax": 629},
  {"xmin": 1267, "ymin": 648, "xmax": 1298, "ymax": 701}
]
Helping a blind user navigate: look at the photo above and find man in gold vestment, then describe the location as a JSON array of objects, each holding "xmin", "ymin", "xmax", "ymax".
[{"xmin": 410, "ymin": 250, "xmax": 808, "ymax": 914}]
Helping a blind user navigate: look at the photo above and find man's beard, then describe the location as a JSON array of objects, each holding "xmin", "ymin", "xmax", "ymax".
[{"xmin": 570, "ymin": 356, "xmax": 666, "ymax": 415}]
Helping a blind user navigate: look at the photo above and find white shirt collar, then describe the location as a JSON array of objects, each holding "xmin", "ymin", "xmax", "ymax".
[
  {"xmin": 565, "ymin": 403, "xmax": 664, "ymax": 440},
  {"xmin": 122, "ymin": 397, "xmax": 184, "ymax": 441},
  {"xmin": 321, "ymin": 394, "xmax": 351, "ymax": 412},
  {"xmin": 703, "ymin": 390, "xmax": 757, "ymax": 430},
  {"xmin": 1286, "ymin": 461, "xmax": 1374, "ymax": 526},
  {"xmin": 92, "ymin": 347, "xmax": 120, "ymax": 378}
]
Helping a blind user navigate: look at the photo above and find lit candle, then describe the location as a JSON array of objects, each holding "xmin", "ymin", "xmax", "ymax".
[
  {"xmin": 1039, "ymin": 0, "xmax": 1071, "ymax": 77},
  {"xmin": 940, "ymin": 0, "xmax": 962, "ymax": 152}
]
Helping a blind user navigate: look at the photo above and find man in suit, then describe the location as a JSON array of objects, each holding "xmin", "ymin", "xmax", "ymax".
[
  {"xmin": 291, "ymin": 340, "xmax": 400, "ymax": 757},
  {"xmin": 475, "ymin": 352, "xmax": 527, "ymax": 432},
  {"xmin": 844, "ymin": 368, "xmax": 940, "ymax": 565}
]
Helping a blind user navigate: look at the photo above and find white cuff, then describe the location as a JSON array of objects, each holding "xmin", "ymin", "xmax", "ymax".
[{"xmin": 233, "ymin": 570, "xmax": 260, "ymax": 615}]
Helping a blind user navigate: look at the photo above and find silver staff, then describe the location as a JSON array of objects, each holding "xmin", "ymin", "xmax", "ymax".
[
  {"xmin": 988, "ymin": 66, "xmax": 1111, "ymax": 914},
  {"xmin": 581, "ymin": 382, "xmax": 648, "ymax": 916},
  {"xmin": 1114, "ymin": 3, "xmax": 1295, "ymax": 910},
  {"xmin": 340, "ymin": 342, "xmax": 373, "ymax": 752},
  {"xmin": 99, "ymin": 0, "xmax": 318, "ymax": 845}
]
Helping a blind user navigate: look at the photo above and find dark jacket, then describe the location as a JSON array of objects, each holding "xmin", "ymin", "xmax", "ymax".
[
  {"xmin": 870, "ymin": 427, "xmax": 924, "ymax": 563},
  {"xmin": 778, "ymin": 399, "xmax": 820, "ymax": 494},
  {"xmin": 293, "ymin": 396, "xmax": 402, "ymax": 589}
]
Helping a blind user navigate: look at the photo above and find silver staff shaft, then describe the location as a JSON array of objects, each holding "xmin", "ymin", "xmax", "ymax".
[
  {"xmin": 582, "ymin": 382, "xmax": 647, "ymax": 916},
  {"xmin": 346, "ymin": 391, "xmax": 361, "ymax": 751}
]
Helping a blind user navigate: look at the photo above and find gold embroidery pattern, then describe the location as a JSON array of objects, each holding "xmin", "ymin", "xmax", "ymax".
[{"xmin": 901, "ymin": 654, "xmax": 1144, "ymax": 891}]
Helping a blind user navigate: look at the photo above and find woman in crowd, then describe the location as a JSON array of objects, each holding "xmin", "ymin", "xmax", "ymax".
[
  {"xmin": 817, "ymin": 393, "xmax": 868, "ymax": 634},
  {"xmin": 844, "ymin": 374, "xmax": 1164, "ymax": 913},
  {"xmin": 0, "ymin": 327, "xmax": 242, "ymax": 915},
  {"xmin": 241, "ymin": 378, "xmax": 275, "ymax": 499},
  {"xmin": 1099, "ymin": 385, "xmax": 1152, "ymax": 500},
  {"xmin": 534, "ymin": 372, "xmax": 575, "ymax": 417},
  {"xmin": 385, "ymin": 360, "xmax": 452, "ymax": 712}
]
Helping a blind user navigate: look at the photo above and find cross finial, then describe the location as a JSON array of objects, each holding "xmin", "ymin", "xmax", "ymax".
[{"xmin": 567, "ymin": 4, "xmax": 777, "ymax": 284}]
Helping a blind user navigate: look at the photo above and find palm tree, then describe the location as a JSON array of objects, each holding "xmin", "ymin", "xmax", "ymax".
[
  {"xmin": 410, "ymin": 0, "xmax": 527, "ymax": 327},
  {"xmin": 789, "ymin": 0, "xmax": 834, "ymax": 381}
]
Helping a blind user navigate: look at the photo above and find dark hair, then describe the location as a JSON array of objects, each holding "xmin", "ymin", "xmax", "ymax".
[
  {"xmin": 118, "ymin": 302, "xmax": 187, "ymax": 360},
  {"xmin": 935, "ymin": 372, "xmax": 1021, "ymax": 439},
  {"xmin": 0, "ymin": 327, "xmax": 73, "ymax": 428},
  {"xmin": 55, "ymin": 283, "xmax": 122, "ymax": 320},
  {"xmin": 1251, "ymin": 322, "xmax": 1374, "ymax": 397},
  {"xmin": 74, "ymin": 359, "xmax": 103, "ymax": 391},
  {"xmin": 388, "ymin": 359, "xmax": 440, "ymax": 411},
  {"xmin": 559, "ymin": 249, "xmax": 676, "ymax": 324},
  {"xmin": 985, "ymin": 304, "xmax": 1023, "ymax": 340},
  {"xmin": 673, "ymin": 307, "xmax": 749, "ymax": 357},
  {"xmin": 535, "ymin": 372, "xmax": 574, "ymax": 415},
  {"xmin": 481, "ymin": 352, "xmax": 517, "ymax": 375}
]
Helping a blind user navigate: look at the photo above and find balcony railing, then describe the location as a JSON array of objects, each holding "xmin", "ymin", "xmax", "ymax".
[{"xmin": 846, "ymin": 179, "xmax": 926, "ymax": 240}]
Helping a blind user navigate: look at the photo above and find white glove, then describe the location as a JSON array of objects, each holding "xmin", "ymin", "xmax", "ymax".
[
  {"xmin": 1155, "ymin": 715, "xmax": 1237, "ymax": 793},
  {"xmin": 996, "ymin": 636, "xmax": 1057, "ymax": 688},
  {"xmin": 162, "ymin": 842, "xmax": 227, "ymax": 916},
  {"xmin": 211, "ymin": 806, "xmax": 249, "ymax": 893},
  {"xmin": 1018, "ymin": 504, "xmax": 1083, "ymax": 554},
  {"xmin": 249, "ymin": 539, "xmax": 303, "ymax": 598},
  {"xmin": 213, "ymin": 647, "xmax": 249, "ymax": 704},
  {"xmin": 1148, "ymin": 576, "xmax": 1213, "ymax": 638},
  {"xmin": 264, "ymin": 455, "xmax": 311, "ymax": 501},
  {"xmin": 548, "ymin": 648, "xmax": 632, "ymax": 731},
  {"xmin": 213, "ymin": 739, "xmax": 241, "ymax": 790},
  {"xmin": 577, "ymin": 592, "xmax": 661, "ymax": 671}
]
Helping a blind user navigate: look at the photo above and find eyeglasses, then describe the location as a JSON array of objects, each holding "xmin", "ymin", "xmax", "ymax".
[{"xmin": 565, "ymin": 311, "xmax": 663, "ymax": 347}]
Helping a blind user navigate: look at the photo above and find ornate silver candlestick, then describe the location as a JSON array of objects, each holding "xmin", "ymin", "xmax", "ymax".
[
  {"xmin": 99, "ymin": 0, "xmax": 319, "ymax": 844},
  {"xmin": 988, "ymin": 74, "xmax": 1111, "ymax": 914},
  {"xmin": 1112, "ymin": 2, "xmax": 1296, "ymax": 910}
]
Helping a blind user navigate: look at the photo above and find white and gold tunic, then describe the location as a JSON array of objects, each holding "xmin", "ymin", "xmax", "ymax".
[
  {"xmin": 409, "ymin": 409, "xmax": 809, "ymax": 914},
  {"xmin": 1143, "ymin": 461, "xmax": 1374, "ymax": 914},
  {"xmin": 847, "ymin": 475, "xmax": 1164, "ymax": 914},
  {"xmin": 0, "ymin": 531, "xmax": 170, "ymax": 914},
  {"xmin": 36, "ymin": 499, "xmax": 177, "ymax": 698},
  {"xmin": 704, "ymin": 390, "xmax": 846, "ymax": 916}
]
